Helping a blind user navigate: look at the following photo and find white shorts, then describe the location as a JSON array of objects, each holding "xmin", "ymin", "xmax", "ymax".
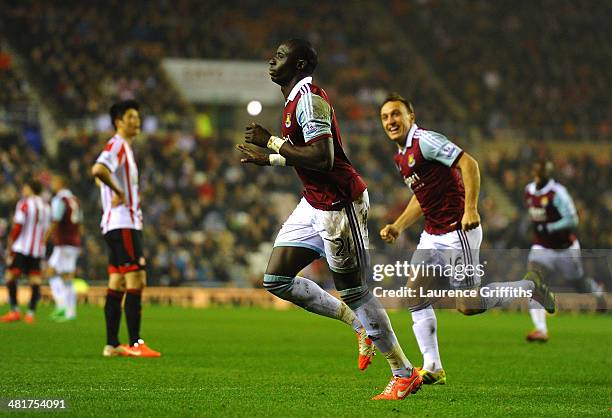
[
  {"xmin": 528, "ymin": 240, "xmax": 583, "ymax": 280},
  {"xmin": 274, "ymin": 191, "xmax": 369, "ymax": 274},
  {"xmin": 48, "ymin": 245, "xmax": 81, "ymax": 274},
  {"xmin": 412, "ymin": 225, "xmax": 483, "ymax": 289}
]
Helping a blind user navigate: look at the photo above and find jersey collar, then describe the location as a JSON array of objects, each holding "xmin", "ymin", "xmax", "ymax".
[
  {"xmin": 399, "ymin": 123, "xmax": 419, "ymax": 154},
  {"xmin": 535, "ymin": 179, "xmax": 555, "ymax": 195},
  {"xmin": 285, "ymin": 76, "xmax": 313, "ymax": 105}
]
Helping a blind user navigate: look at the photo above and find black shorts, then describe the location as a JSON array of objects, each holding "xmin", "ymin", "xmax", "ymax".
[
  {"xmin": 103, "ymin": 229, "xmax": 145, "ymax": 274},
  {"xmin": 8, "ymin": 252, "xmax": 42, "ymax": 277}
]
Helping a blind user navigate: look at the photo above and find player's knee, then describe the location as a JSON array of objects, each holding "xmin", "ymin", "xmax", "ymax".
[
  {"xmin": 457, "ymin": 307, "xmax": 485, "ymax": 316},
  {"xmin": 263, "ymin": 274, "xmax": 294, "ymax": 298},
  {"xmin": 339, "ymin": 285, "xmax": 371, "ymax": 310}
]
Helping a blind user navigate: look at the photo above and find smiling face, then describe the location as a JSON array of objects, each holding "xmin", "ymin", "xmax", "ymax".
[
  {"xmin": 380, "ymin": 100, "xmax": 415, "ymax": 146},
  {"xmin": 268, "ymin": 43, "xmax": 298, "ymax": 87}
]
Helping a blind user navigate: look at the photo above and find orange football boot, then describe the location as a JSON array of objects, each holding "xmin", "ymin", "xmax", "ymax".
[
  {"xmin": 0, "ymin": 311, "xmax": 21, "ymax": 323},
  {"xmin": 526, "ymin": 329, "xmax": 549, "ymax": 343},
  {"xmin": 122, "ymin": 340, "xmax": 161, "ymax": 357},
  {"xmin": 372, "ymin": 368, "xmax": 423, "ymax": 400},
  {"xmin": 23, "ymin": 313, "xmax": 35, "ymax": 324}
]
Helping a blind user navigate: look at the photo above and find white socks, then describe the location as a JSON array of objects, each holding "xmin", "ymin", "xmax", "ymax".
[
  {"xmin": 480, "ymin": 280, "xmax": 535, "ymax": 309},
  {"xmin": 412, "ymin": 306, "xmax": 442, "ymax": 372},
  {"xmin": 352, "ymin": 295, "xmax": 412, "ymax": 377},
  {"xmin": 528, "ymin": 299, "xmax": 548, "ymax": 333},
  {"xmin": 274, "ymin": 275, "xmax": 362, "ymax": 331},
  {"xmin": 49, "ymin": 276, "xmax": 66, "ymax": 311},
  {"xmin": 49, "ymin": 276, "xmax": 77, "ymax": 318},
  {"xmin": 65, "ymin": 283, "xmax": 77, "ymax": 318}
]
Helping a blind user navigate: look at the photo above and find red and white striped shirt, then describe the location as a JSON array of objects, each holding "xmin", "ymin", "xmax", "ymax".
[
  {"xmin": 12, "ymin": 195, "xmax": 51, "ymax": 258},
  {"xmin": 95, "ymin": 134, "xmax": 143, "ymax": 234}
]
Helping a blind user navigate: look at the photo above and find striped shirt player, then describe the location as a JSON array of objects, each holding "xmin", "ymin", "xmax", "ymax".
[
  {"xmin": 525, "ymin": 179, "xmax": 582, "ymax": 279},
  {"xmin": 48, "ymin": 188, "xmax": 82, "ymax": 275},
  {"xmin": 9, "ymin": 194, "xmax": 51, "ymax": 274},
  {"xmin": 2, "ymin": 181, "xmax": 51, "ymax": 323},
  {"xmin": 394, "ymin": 123, "xmax": 482, "ymax": 289},
  {"xmin": 95, "ymin": 133, "xmax": 145, "ymax": 275},
  {"xmin": 96, "ymin": 134, "xmax": 143, "ymax": 235},
  {"xmin": 92, "ymin": 100, "xmax": 160, "ymax": 357}
]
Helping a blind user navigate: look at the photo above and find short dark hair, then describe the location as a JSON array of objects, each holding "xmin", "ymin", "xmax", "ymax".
[
  {"xmin": 26, "ymin": 179, "xmax": 43, "ymax": 195},
  {"xmin": 110, "ymin": 100, "xmax": 140, "ymax": 129},
  {"xmin": 285, "ymin": 38, "xmax": 318, "ymax": 74},
  {"xmin": 381, "ymin": 93, "xmax": 415, "ymax": 114}
]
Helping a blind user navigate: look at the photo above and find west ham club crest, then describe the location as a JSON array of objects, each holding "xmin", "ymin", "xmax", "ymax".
[{"xmin": 408, "ymin": 154, "xmax": 416, "ymax": 167}]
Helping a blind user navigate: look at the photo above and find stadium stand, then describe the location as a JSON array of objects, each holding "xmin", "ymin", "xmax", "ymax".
[
  {"xmin": 0, "ymin": 1, "xmax": 609, "ymax": 288},
  {"xmin": 386, "ymin": 0, "xmax": 612, "ymax": 140}
]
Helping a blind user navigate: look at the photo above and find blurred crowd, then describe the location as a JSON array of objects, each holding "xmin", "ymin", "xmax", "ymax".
[
  {"xmin": 0, "ymin": 44, "xmax": 31, "ymax": 123},
  {"xmin": 1, "ymin": 0, "xmax": 459, "ymax": 131},
  {"xmin": 387, "ymin": 0, "xmax": 612, "ymax": 139},
  {"xmin": 3, "ymin": 1, "xmax": 610, "ymax": 139}
]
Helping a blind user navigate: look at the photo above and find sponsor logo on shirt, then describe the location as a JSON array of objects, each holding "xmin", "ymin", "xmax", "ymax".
[
  {"xmin": 442, "ymin": 143, "xmax": 456, "ymax": 158},
  {"xmin": 404, "ymin": 172, "xmax": 421, "ymax": 190},
  {"xmin": 528, "ymin": 206, "xmax": 547, "ymax": 222},
  {"xmin": 304, "ymin": 122, "xmax": 318, "ymax": 136}
]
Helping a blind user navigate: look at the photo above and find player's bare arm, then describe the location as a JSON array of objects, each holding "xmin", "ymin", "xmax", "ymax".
[
  {"xmin": 455, "ymin": 152, "xmax": 481, "ymax": 230},
  {"xmin": 5, "ymin": 237, "xmax": 14, "ymax": 265},
  {"xmin": 91, "ymin": 163, "xmax": 126, "ymax": 207},
  {"xmin": 380, "ymin": 195, "xmax": 423, "ymax": 244},
  {"xmin": 44, "ymin": 221, "xmax": 58, "ymax": 243},
  {"xmin": 243, "ymin": 122, "xmax": 334, "ymax": 171}
]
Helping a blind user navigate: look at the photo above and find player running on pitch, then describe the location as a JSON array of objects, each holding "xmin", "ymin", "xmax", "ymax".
[
  {"xmin": 378, "ymin": 93, "xmax": 556, "ymax": 385},
  {"xmin": 524, "ymin": 160, "xmax": 606, "ymax": 342},
  {"xmin": 45, "ymin": 174, "xmax": 82, "ymax": 322},
  {"xmin": 1, "ymin": 180, "xmax": 51, "ymax": 324},
  {"xmin": 237, "ymin": 39, "xmax": 422, "ymax": 400},
  {"xmin": 92, "ymin": 100, "xmax": 160, "ymax": 358}
]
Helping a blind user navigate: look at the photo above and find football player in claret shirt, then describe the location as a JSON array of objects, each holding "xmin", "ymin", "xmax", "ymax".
[
  {"xmin": 45, "ymin": 174, "xmax": 82, "ymax": 322},
  {"xmin": 1, "ymin": 180, "xmax": 51, "ymax": 324},
  {"xmin": 91, "ymin": 100, "xmax": 160, "ymax": 358},
  {"xmin": 524, "ymin": 160, "xmax": 606, "ymax": 342},
  {"xmin": 238, "ymin": 39, "xmax": 422, "ymax": 400},
  {"xmin": 378, "ymin": 93, "xmax": 556, "ymax": 385}
]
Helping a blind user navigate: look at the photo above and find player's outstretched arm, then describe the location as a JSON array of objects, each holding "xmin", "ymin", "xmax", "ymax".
[
  {"xmin": 456, "ymin": 152, "xmax": 481, "ymax": 230},
  {"xmin": 380, "ymin": 195, "xmax": 423, "ymax": 244},
  {"xmin": 91, "ymin": 163, "xmax": 126, "ymax": 207}
]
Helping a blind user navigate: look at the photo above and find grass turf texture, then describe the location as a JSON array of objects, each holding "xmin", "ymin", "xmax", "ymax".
[{"xmin": 1, "ymin": 305, "xmax": 610, "ymax": 417}]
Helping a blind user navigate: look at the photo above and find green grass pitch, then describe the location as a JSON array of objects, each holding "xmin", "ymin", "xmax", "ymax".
[{"xmin": 1, "ymin": 304, "xmax": 611, "ymax": 417}]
